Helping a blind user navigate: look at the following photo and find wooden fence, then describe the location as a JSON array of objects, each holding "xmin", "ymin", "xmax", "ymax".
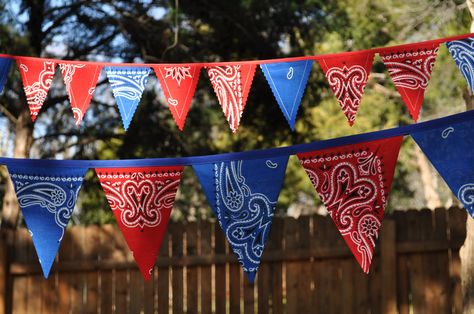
[{"xmin": 0, "ymin": 207, "xmax": 467, "ymax": 314}]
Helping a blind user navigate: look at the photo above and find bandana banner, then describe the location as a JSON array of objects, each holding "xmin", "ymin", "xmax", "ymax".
[
  {"xmin": 153, "ymin": 65, "xmax": 202, "ymax": 130},
  {"xmin": 318, "ymin": 51, "xmax": 375, "ymax": 125},
  {"xmin": 380, "ymin": 43, "xmax": 439, "ymax": 122},
  {"xmin": 7, "ymin": 165, "xmax": 87, "ymax": 278},
  {"xmin": 16, "ymin": 58, "xmax": 56, "ymax": 121},
  {"xmin": 260, "ymin": 60, "xmax": 313, "ymax": 130},
  {"xmin": 105, "ymin": 66, "xmax": 151, "ymax": 130},
  {"xmin": 96, "ymin": 166, "xmax": 183, "ymax": 280},
  {"xmin": 297, "ymin": 136, "xmax": 402, "ymax": 273},
  {"xmin": 411, "ymin": 119, "xmax": 474, "ymax": 217},
  {"xmin": 207, "ymin": 64, "xmax": 256, "ymax": 133},
  {"xmin": 447, "ymin": 37, "xmax": 474, "ymax": 93},
  {"xmin": 193, "ymin": 155, "xmax": 289, "ymax": 282},
  {"xmin": 59, "ymin": 62, "xmax": 102, "ymax": 126},
  {"xmin": 0, "ymin": 57, "xmax": 12, "ymax": 93}
]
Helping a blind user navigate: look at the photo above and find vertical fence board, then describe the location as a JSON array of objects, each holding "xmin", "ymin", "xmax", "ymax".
[
  {"xmin": 186, "ymin": 222, "xmax": 198, "ymax": 314},
  {"xmin": 171, "ymin": 223, "xmax": 184, "ymax": 314},
  {"xmin": 381, "ymin": 220, "xmax": 397, "ymax": 314},
  {"xmin": 114, "ymin": 225, "xmax": 130, "ymax": 314},
  {"xmin": 214, "ymin": 222, "xmax": 227, "ymax": 314},
  {"xmin": 12, "ymin": 229, "xmax": 29, "ymax": 314},
  {"xmin": 157, "ymin": 231, "xmax": 170, "ymax": 314},
  {"xmin": 269, "ymin": 217, "xmax": 283, "ymax": 314},
  {"xmin": 228, "ymin": 263, "xmax": 240, "ymax": 314},
  {"xmin": 448, "ymin": 207, "xmax": 466, "ymax": 314},
  {"xmin": 26, "ymin": 228, "xmax": 41, "ymax": 314},
  {"xmin": 99, "ymin": 225, "xmax": 115, "ymax": 314},
  {"xmin": 84, "ymin": 225, "xmax": 100, "ymax": 314},
  {"xmin": 199, "ymin": 221, "xmax": 212, "ymax": 314},
  {"xmin": 285, "ymin": 217, "xmax": 299, "ymax": 313}
]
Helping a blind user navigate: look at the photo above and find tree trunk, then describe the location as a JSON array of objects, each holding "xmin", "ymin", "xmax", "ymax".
[
  {"xmin": 1, "ymin": 108, "xmax": 34, "ymax": 228},
  {"xmin": 414, "ymin": 146, "xmax": 442, "ymax": 209}
]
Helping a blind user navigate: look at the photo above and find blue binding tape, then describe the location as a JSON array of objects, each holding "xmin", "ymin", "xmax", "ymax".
[{"xmin": 1, "ymin": 110, "xmax": 474, "ymax": 168}]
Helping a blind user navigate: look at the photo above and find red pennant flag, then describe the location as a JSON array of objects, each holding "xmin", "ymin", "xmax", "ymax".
[
  {"xmin": 207, "ymin": 63, "xmax": 256, "ymax": 133},
  {"xmin": 318, "ymin": 51, "xmax": 375, "ymax": 125},
  {"xmin": 153, "ymin": 65, "xmax": 201, "ymax": 130},
  {"xmin": 380, "ymin": 43, "xmax": 439, "ymax": 121},
  {"xmin": 59, "ymin": 62, "xmax": 102, "ymax": 126},
  {"xmin": 96, "ymin": 166, "xmax": 183, "ymax": 280},
  {"xmin": 16, "ymin": 57, "xmax": 56, "ymax": 121},
  {"xmin": 297, "ymin": 136, "xmax": 402, "ymax": 273}
]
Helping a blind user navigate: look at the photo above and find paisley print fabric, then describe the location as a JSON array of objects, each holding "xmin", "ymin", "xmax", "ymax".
[
  {"xmin": 16, "ymin": 58, "xmax": 56, "ymax": 121},
  {"xmin": 59, "ymin": 62, "xmax": 102, "ymax": 126},
  {"xmin": 380, "ymin": 44, "xmax": 439, "ymax": 121},
  {"xmin": 411, "ymin": 119, "xmax": 474, "ymax": 217},
  {"xmin": 153, "ymin": 65, "xmax": 201, "ymax": 130},
  {"xmin": 297, "ymin": 137, "xmax": 402, "ymax": 273},
  {"xmin": 193, "ymin": 156, "xmax": 289, "ymax": 282},
  {"xmin": 105, "ymin": 66, "xmax": 151, "ymax": 130},
  {"xmin": 318, "ymin": 51, "xmax": 375, "ymax": 126},
  {"xmin": 207, "ymin": 64, "xmax": 256, "ymax": 133},
  {"xmin": 8, "ymin": 165, "xmax": 88, "ymax": 278},
  {"xmin": 95, "ymin": 166, "xmax": 183, "ymax": 280},
  {"xmin": 0, "ymin": 57, "xmax": 12, "ymax": 93},
  {"xmin": 260, "ymin": 60, "xmax": 313, "ymax": 130},
  {"xmin": 447, "ymin": 37, "xmax": 474, "ymax": 93}
]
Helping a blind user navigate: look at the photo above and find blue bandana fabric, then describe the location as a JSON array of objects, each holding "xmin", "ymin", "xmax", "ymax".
[
  {"xmin": 193, "ymin": 156, "xmax": 289, "ymax": 282},
  {"xmin": 447, "ymin": 37, "xmax": 474, "ymax": 93},
  {"xmin": 260, "ymin": 60, "xmax": 313, "ymax": 130},
  {"xmin": 7, "ymin": 165, "xmax": 88, "ymax": 278},
  {"xmin": 0, "ymin": 57, "xmax": 12, "ymax": 93},
  {"xmin": 105, "ymin": 66, "xmax": 151, "ymax": 130},
  {"xmin": 411, "ymin": 119, "xmax": 474, "ymax": 217}
]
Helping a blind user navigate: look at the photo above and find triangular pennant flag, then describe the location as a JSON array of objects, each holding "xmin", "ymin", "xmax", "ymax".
[
  {"xmin": 7, "ymin": 165, "xmax": 88, "ymax": 278},
  {"xmin": 193, "ymin": 156, "xmax": 289, "ymax": 282},
  {"xmin": 447, "ymin": 37, "xmax": 474, "ymax": 93},
  {"xmin": 318, "ymin": 51, "xmax": 375, "ymax": 125},
  {"xmin": 105, "ymin": 66, "xmax": 151, "ymax": 130},
  {"xmin": 95, "ymin": 166, "xmax": 183, "ymax": 280},
  {"xmin": 380, "ymin": 43, "xmax": 439, "ymax": 121},
  {"xmin": 411, "ymin": 119, "xmax": 474, "ymax": 217},
  {"xmin": 260, "ymin": 60, "xmax": 313, "ymax": 130},
  {"xmin": 59, "ymin": 62, "xmax": 102, "ymax": 126},
  {"xmin": 206, "ymin": 64, "xmax": 257, "ymax": 133},
  {"xmin": 0, "ymin": 57, "xmax": 12, "ymax": 93},
  {"xmin": 297, "ymin": 136, "xmax": 402, "ymax": 273},
  {"xmin": 153, "ymin": 64, "xmax": 202, "ymax": 130},
  {"xmin": 16, "ymin": 57, "xmax": 56, "ymax": 121}
]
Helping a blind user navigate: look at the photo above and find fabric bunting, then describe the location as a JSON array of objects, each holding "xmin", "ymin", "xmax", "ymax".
[
  {"xmin": 96, "ymin": 166, "xmax": 183, "ymax": 280},
  {"xmin": 260, "ymin": 60, "xmax": 313, "ymax": 130},
  {"xmin": 105, "ymin": 66, "xmax": 151, "ymax": 130},
  {"xmin": 447, "ymin": 37, "xmax": 474, "ymax": 93},
  {"xmin": 193, "ymin": 156, "xmax": 289, "ymax": 282},
  {"xmin": 411, "ymin": 119, "xmax": 474, "ymax": 217},
  {"xmin": 0, "ymin": 57, "xmax": 12, "ymax": 93},
  {"xmin": 7, "ymin": 165, "xmax": 88, "ymax": 278},
  {"xmin": 153, "ymin": 65, "xmax": 201, "ymax": 130},
  {"xmin": 16, "ymin": 58, "xmax": 56, "ymax": 121},
  {"xmin": 297, "ymin": 136, "xmax": 402, "ymax": 273},
  {"xmin": 59, "ymin": 62, "xmax": 102, "ymax": 126},
  {"xmin": 318, "ymin": 51, "xmax": 375, "ymax": 125},
  {"xmin": 207, "ymin": 64, "xmax": 256, "ymax": 133},
  {"xmin": 380, "ymin": 43, "xmax": 439, "ymax": 122}
]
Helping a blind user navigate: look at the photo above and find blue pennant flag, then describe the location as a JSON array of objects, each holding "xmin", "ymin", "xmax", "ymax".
[
  {"xmin": 447, "ymin": 37, "xmax": 474, "ymax": 93},
  {"xmin": 105, "ymin": 66, "xmax": 151, "ymax": 130},
  {"xmin": 411, "ymin": 119, "xmax": 474, "ymax": 217},
  {"xmin": 7, "ymin": 165, "xmax": 88, "ymax": 278},
  {"xmin": 193, "ymin": 156, "xmax": 289, "ymax": 282},
  {"xmin": 260, "ymin": 60, "xmax": 313, "ymax": 130},
  {"xmin": 0, "ymin": 57, "xmax": 12, "ymax": 93}
]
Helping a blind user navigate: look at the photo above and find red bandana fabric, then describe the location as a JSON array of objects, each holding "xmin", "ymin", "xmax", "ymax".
[
  {"xmin": 318, "ymin": 51, "xmax": 375, "ymax": 126},
  {"xmin": 59, "ymin": 62, "xmax": 102, "ymax": 126},
  {"xmin": 206, "ymin": 64, "xmax": 256, "ymax": 132},
  {"xmin": 297, "ymin": 136, "xmax": 402, "ymax": 273},
  {"xmin": 153, "ymin": 65, "xmax": 202, "ymax": 130},
  {"xmin": 16, "ymin": 58, "xmax": 57, "ymax": 121},
  {"xmin": 95, "ymin": 166, "xmax": 183, "ymax": 280},
  {"xmin": 380, "ymin": 44, "xmax": 439, "ymax": 121}
]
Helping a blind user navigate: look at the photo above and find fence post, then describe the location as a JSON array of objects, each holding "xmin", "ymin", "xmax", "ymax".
[
  {"xmin": 381, "ymin": 219, "xmax": 397, "ymax": 314},
  {"xmin": 0, "ymin": 231, "xmax": 9, "ymax": 314}
]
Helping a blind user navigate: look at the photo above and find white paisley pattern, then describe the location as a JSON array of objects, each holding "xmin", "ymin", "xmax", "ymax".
[
  {"xmin": 97, "ymin": 170, "xmax": 182, "ymax": 229},
  {"xmin": 214, "ymin": 160, "xmax": 275, "ymax": 273},
  {"xmin": 164, "ymin": 66, "xmax": 192, "ymax": 86},
  {"xmin": 19, "ymin": 61, "xmax": 56, "ymax": 118},
  {"xmin": 381, "ymin": 48, "xmax": 438, "ymax": 90},
  {"xmin": 10, "ymin": 173, "xmax": 83, "ymax": 240},
  {"xmin": 106, "ymin": 67, "xmax": 150, "ymax": 101},
  {"xmin": 447, "ymin": 39, "xmax": 474, "ymax": 91},
  {"xmin": 325, "ymin": 65, "xmax": 368, "ymax": 123},
  {"xmin": 458, "ymin": 183, "xmax": 474, "ymax": 217}
]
